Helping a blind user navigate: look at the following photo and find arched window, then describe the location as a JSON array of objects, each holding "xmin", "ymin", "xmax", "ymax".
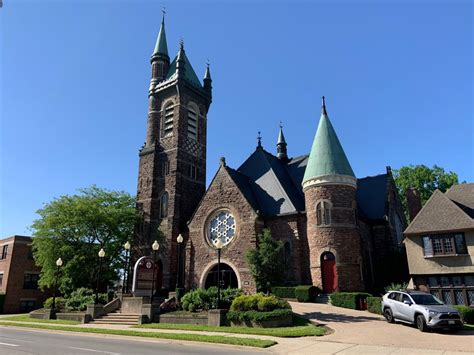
[
  {"xmin": 159, "ymin": 192, "xmax": 169, "ymax": 219},
  {"xmin": 316, "ymin": 201, "xmax": 331, "ymax": 226},
  {"xmin": 187, "ymin": 103, "xmax": 198, "ymax": 140},
  {"xmin": 162, "ymin": 102, "xmax": 174, "ymax": 138}
]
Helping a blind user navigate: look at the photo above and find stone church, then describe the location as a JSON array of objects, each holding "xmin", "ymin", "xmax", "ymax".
[{"xmin": 133, "ymin": 17, "xmax": 406, "ymax": 295}]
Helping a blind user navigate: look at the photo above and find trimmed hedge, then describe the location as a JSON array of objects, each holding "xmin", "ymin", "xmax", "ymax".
[
  {"xmin": 453, "ymin": 305, "xmax": 474, "ymax": 324},
  {"xmin": 367, "ymin": 297, "xmax": 382, "ymax": 315},
  {"xmin": 272, "ymin": 287, "xmax": 296, "ymax": 299},
  {"xmin": 181, "ymin": 287, "xmax": 243, "ymax": 312},
  {"xmin": 230, "ymin": 294, "xmax": 290, "ymax": 312},
  {"xmin": 330, "ymin": 292, "xmax": 372, "ymax": 310},
  {"xmin": 295, "ymin": 285, "xmax": 319, "ymax": 302},
  {"xmin": 227, "ymin": 308, "xmax": 293, "ymax": 322}
]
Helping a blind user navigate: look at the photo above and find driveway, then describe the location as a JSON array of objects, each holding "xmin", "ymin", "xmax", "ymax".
[{"xmin": 290, "ymin": 302, "xmax": 474, "ymax": 354}]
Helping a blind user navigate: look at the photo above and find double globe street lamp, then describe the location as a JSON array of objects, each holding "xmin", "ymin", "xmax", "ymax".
[
  {"xmin": 150, "ymin": 240, "xmax": 160, "ymax": 304},
  {"xmin": 95, "ymin": 248, "xmax": 106, "ymax": 305}
]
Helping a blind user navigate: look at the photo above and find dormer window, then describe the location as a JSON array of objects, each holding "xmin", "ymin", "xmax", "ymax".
[
  {"xmin": 162, "ymin": 103, "xmax": 174, "ymax": 138},
  {"xmin": 187, "ymin": 103, "xmax": 198, "ymax": 140},
  {"xmin": 316, "ymin": 201, "xmax": 331, "ymax": 226}
]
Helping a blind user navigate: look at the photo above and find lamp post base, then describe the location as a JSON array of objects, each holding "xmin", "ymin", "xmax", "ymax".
[{"xmin": 208, "ymin": 309, "xmax": 228, "ymax": 327}]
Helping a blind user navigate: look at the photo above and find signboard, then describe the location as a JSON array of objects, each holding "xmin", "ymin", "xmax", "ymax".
[{"xmin": 132, "ymin": 256, "xmax": 162, "ymax": 296}]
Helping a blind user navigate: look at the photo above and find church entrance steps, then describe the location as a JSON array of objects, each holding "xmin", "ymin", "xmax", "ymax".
[{"xmin": 90, "ymin": 311, "xmax": 141, "ymax": 326}]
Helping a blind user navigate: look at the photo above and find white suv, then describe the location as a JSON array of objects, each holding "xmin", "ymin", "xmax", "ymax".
[{"xmin": 381, "ymin": 290, "xmax": 463, "ymax": 332}]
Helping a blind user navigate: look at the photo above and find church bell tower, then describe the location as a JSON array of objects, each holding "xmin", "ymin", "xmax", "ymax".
[{"xmin": 134, "ymin": 14, "xmax": 212, "ymax": 289}]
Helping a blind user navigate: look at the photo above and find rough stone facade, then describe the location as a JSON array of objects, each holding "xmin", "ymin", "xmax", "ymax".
[
  {"xmin": 304, "ymin": 184, "xmax": 364, "ymax": 291},
  {"xmin": 134, "ymin": 49, "xmax": 211, "ymax": 290},
  {"xmin": 187, "ymin": 163, "xmax": 260, "ymax": 293}
]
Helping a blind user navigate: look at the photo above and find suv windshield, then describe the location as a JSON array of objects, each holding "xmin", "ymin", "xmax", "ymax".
[{"xmin": 410, "ymin": 294, "xmax": 444, "ymax": 305}]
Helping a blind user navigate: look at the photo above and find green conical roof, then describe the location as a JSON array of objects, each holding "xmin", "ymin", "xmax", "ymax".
[
  {"xmin": 303, "ymin": 98, "xmax": 355, "ymax": 183},
  {"xmin": 153, "ymin": 17, "xmax": 168, "ymax": 57},
  {"xmin": 277, "ymin": 126, "xmax": 286, "ymax": 145}
]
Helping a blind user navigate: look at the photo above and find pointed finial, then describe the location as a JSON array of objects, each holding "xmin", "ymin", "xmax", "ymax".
[
  {"xmin": 321, "ymin": 96, "xmax": 327, "ymax": 115},
  {"xmin": 277, "ymin": 123, "xmax": 288, "ymax": 160},
  {"xmin": 204, "ymin": 59, "xmax": 212, "ymax": 80},
  {"xmin": 179, "ymin": 37, "xmax": 184, "ymax": 50},
  {"xmin": 161, "ymin": 6, "xmax": 166, "ymax": 22},
  {"xmin": 279, "ymin": 121, "xmax": 283, "ymax": 129},
  {"xmin": 257, "ymin": 131, "xmax": 262, "ymax": 148}
]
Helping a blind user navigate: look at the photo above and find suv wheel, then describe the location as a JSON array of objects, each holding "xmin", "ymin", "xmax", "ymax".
[
  {"xmin": 416, "ymin": 314, "xmax": 428, "ymax": 332},
  {"xmin": 384, "ymin": 308, "xmax": 395, "ymax": 323}
]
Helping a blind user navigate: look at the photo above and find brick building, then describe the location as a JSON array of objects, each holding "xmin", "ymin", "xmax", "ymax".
[
  {"xmin": 0, "ymin": 236, "xmax": 49, "ymax": 313},
  {"xmin": 133, "ymin": 17, "xmax": 407, "ymax": 294}
]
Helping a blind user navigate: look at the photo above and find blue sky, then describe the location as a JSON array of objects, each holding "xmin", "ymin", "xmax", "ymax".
[{"xmin": 1, "ymin": 0, "xmax": 472, "ymax": 237}]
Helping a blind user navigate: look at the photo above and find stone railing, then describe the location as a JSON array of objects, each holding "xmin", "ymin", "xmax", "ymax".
[{"xmin": 103, "ymin": 298, "xmax": 121, "ymax": 314}]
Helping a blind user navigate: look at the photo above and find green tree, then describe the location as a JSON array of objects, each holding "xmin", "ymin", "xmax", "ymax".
[
  {"xmin": 246, "ymin": 229, "xmax": 285, "ymax": 293},
  {"xmin": 31, "ymin": 186, "xmax": 138, "ymax": 295},
  {"xmin": 393, "ymin": 165, "xmax": 459, "ymax": 221}
]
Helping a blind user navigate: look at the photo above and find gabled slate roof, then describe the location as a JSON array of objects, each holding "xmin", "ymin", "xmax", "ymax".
[
  {"xmin": 445, "ymin": 183, "xmax": 474, "ymax": 218},
  {"xmin": 404, "ymin": 186, "xmax": 474, "ymax": 235},
  {"xmin": 226, "ymin": 147, "xmax": 389, "ymax": 219}
]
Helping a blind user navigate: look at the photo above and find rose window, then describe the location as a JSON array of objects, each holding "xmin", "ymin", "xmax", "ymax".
[{"xmin": 208, "ymin": 211, "xmax": 236, "ymax": 246}]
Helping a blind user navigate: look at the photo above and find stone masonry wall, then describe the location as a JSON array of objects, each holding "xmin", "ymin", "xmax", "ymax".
[
  {"xmin": 187, "ymin": 164, "xmax": 259, "ymax": 293},
  {"xmin": 304, "ymin": 184, "xmax": 364, "ymax": 291}
]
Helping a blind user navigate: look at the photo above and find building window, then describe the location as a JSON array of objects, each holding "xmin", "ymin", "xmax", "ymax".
[
  {"xmin": 159, "ymin": 192, "xmax": 169, "ymax": 219},
  {"xmin": 187, "ymin": 104, "xmax": 198, "ymax": 140},
  {"xmin": 189, "ymin": 164, "xmax": 197, "ymax": 180},
  {"xmin": 316, "ymin": 201, "xmax": 331, "ymax": 226},
  {"xmin": 162, "ymin": 103, "xmax": 174, "ymax": 138},
  {"xmin": 20, "ymin": 300, "xmax": 35, "ymax": 312},
  {"xmin": 422, "ymin": 233, "xmax": 467, "ymax": 257},
  {"xmin": 23, "ymin": 273, "xmax": 39, "ymax": 289},
  {"xmin": 0, "ymin": 273, "xmax": 3, "ymax": 290},
  {"xmin": 28, "ymin": 246, "xmax": 34, "ymax": 260},
  {"xmin": 161, "ymin": 161, "xmax": 170, "ymax": 177},
  {"xmin": 1, "ymin": 245, "xmax": 8, "ymax": 260},
  {"xmin": 426, "ymin": 274, "xmax": 474, "ymax": 306}
]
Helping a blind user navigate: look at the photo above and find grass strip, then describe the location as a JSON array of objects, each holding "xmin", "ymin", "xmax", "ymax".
[
  {"xmin": 0, "ymin": 321, "xmax": 276, "ymax": 348},
  {"xmin": 1, "ymin": 315, "xmax": 80, "ymax": 325},
  {"xmin": 136, "ymin": 316, "xmax": 326, "ymax": 338}
]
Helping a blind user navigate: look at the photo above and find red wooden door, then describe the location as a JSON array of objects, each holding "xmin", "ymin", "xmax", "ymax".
[{"xmin": 321, "ymin": 252, "xmax": 337, "ymax": 293}]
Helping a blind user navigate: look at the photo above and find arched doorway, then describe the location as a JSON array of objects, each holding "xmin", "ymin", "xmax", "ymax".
[
  {"xmin": 321, "ymin": 252, "xmax": 338, "ymax": 293},
  {"xmin": 204, "ymin": 263, "xmax": 238, "ymax": 289}
]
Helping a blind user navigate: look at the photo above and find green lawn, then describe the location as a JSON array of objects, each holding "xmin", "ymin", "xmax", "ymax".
[
  {"xmin": 1, "ymin": 315, "xmax": 80, "ymax": 325},
  {"xmin": 0, "ymin": 321, "xmax": 276, "ymax": 348},
  {"xmin": 136, "ymin": 315, "xmax": 326, "ymax": 337}
]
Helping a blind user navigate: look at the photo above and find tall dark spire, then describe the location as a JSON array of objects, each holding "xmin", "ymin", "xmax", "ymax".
[
  {"xmin": 203, "ymin": 61, "xmax": 212, "ymax": 95},
  {"xmin": 277, "ymin": 123, "xmax": 288, "ymax": 160},
  {"xmin": 321, "ymin": 96, "xmax": 327, "ymax": 116},
  {"xmin": 152, "ymin": 11, "xmax": 169, "ymax": 58}
]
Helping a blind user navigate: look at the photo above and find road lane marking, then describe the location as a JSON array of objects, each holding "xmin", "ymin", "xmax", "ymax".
[
  {"xmin": 0, "ymin": 341, "xmax": 19, "ymax": 347},
  {"xmin": 68, "ymin": 347, "xmax": 120, "ymax": 355},
  {"xmin": 0, "ymin": 336, "xmax": 33, "ymax": 343}
]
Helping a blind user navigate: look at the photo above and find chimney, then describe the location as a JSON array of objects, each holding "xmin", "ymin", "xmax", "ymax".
[{"xmin": 406, "ymin": 187, "xmax": 422, "ymax": 222}]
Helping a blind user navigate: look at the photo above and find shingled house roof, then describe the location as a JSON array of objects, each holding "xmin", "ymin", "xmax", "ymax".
[
  {"xmin": 404, "ymin": 184, "xmax": 474, "ymax": 235},
  {"xmin": 224, "ymin": 147, "xmax": 390, "ymax": 219}
]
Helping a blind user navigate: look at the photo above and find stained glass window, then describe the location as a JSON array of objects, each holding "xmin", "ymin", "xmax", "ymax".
[{"xmin": 208, "ymin": 211, "xmax": 237, "ymax": 246}]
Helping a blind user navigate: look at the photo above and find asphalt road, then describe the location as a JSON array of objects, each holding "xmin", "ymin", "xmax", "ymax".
[{"xmin": 0, "ymin": 327, "xmax": 263, "ymax": 355}]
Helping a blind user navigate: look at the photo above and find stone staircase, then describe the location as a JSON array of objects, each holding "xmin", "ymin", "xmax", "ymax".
[{"xmin": 91, "ymin": 311, "xmax": 141, "ymax": 326}]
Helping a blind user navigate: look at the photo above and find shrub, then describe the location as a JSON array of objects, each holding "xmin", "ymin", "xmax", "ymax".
[
  {"xmin": 272, "ymin": 287, "xmax": 296, "ymax": 299},
  {"xmin": 367, "ymin": 297, "xmax": 382, "ymax": 315},
  {"xmin": 295, "ymin": 285, "xmax": 319, "ymax": 302},
  {"xmin": 227, "ymin": 308, "xmax": 293, "ymax": 322},
  {"xmin": 330, "ymin": 292, "xmax": 372, "ymax": 310},
  {"xmin": 44, "ymin": 297, "xmax": 66, "ymax": 311},
  {"xmin": 453, "ymin": 305, "xmax": 474, "ymax": 324},
  {"xmin": 180, "ymin": 287, "xmax": 243, "ymax": 312},
  {"xmin": 384, "ymin": 282, "xmax": 408, "ymax": 293},
  {"xmin": 64, "ymin": 288, "xmax": 107, "ymax": 311},
  {"xmin": 230, "ymin": 294, "xmax": 290, "ymax": 312}
]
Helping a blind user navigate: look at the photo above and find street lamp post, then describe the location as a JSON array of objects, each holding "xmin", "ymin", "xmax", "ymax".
[
  {"xmin": 123, "ymin": 241, "xmax": 131, "ymax": 294},
  {"xmin": 176, "ymin": 234, "xmax": 184, "ymax": 289},
  {"xmin": 214, "ymin": 239, "xmax": 224, "ymax": 309},
  {"xmin": 51, "ymin": 257, "xmax": 63, "ymax": 317},
  {"xmin": 95, "ymin": 248, "xmax": 106, "ymax": 305},
  {"xmin": 150, "ymin": 240, "xmax": 160, "ymax": 304}
]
